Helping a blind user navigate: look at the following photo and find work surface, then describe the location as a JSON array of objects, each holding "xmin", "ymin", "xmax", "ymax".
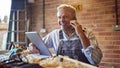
[{"xmin": 0, "ymin": 50, "xmax": 98, "ymax": 68}]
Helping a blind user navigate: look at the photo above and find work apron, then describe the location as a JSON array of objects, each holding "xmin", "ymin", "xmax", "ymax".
[{"xmin": 57, "ymin": 30, "xmax": 90, "ymax": 64}]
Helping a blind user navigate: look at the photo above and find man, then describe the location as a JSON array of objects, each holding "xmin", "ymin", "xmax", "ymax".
[{"xmin": 29, "ymin": 4, "xmax": 103, "ymax": 66}]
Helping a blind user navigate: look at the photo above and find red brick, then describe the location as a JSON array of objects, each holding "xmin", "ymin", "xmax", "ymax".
[
  {"xmin": 102, "ymin": 49, "xmax": 113, "ymax": 53},
  {"xmin": 113, "ymin": 41, "xmax": 120, "ymax": 45},
  {"xmin": 99, "ymin": 41, "xmax": 113, "ymax": 45},
  {"xmin": 113, "ymin": 50, "xmax": 120, "ymax": 54},
  {"xmin": 104, "ymin": 54, "xmax": 120, "ymax": 58},
  {"xmin": 96, "ymin": 36, "xmax": 105, "ymax": 40},
  {"xmin": 113, "ymin": 59, "xmax": 120, "ymax": 63},
  {"xmin": 102, "ymin": 58, "xmax": 113, "ymax": 62},
  {"xmin": 98, "ymin": 32, "xmax": 112, "ymax": 36},
  {"xmin": 105, "ymin": 36, "xmax": 120, "ymax": 40}
]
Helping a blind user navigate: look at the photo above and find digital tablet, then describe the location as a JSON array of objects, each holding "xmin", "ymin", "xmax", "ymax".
[{"xmin": 25, "ymin": 32, "xmax": 52, "ymax": 56}]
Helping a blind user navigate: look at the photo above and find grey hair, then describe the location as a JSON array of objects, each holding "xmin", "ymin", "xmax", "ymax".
[{"xmin": 57, "ymin": 4, "xmax": 77, "ymax": 20}]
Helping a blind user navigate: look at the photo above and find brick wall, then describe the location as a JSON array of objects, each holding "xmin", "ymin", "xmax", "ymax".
[{"xmin": 28, "ymin": 0, "xmax": 120, "ymax": 68}]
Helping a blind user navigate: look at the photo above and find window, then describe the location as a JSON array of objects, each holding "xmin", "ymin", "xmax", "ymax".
[{"xmin": 0, "ymin": 0, "xmax": 11, "ymax": 50}]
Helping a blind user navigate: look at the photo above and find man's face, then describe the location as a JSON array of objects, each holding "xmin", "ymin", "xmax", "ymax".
[{"xmin": 57, "ymin": 9, "xmax": 73, "ymax": 28}]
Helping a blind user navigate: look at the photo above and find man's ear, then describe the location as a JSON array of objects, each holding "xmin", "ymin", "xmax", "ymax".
[
  {"xmin": 59, "ymin": 21, "xmax": 61, "ymax": 25},
  {"xmin": 72, "ymin": 16, "xmax": 77, "ymax": 20}
]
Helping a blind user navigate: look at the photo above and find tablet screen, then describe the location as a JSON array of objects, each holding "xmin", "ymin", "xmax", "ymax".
[{"xmin": 25, "ymin": 32, "xmax": 51, "ymax": 56}]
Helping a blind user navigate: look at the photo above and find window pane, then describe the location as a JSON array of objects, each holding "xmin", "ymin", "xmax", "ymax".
[{"xmin": 0, "ymin": 0, "xmax": 11, "ymax": 50}]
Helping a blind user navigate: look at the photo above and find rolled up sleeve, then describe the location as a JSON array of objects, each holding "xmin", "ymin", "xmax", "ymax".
[{"xmin": 82, "ymin": 45, "xmax": 103, "ymax": 65}]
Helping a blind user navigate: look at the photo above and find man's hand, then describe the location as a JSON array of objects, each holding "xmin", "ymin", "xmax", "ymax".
[
  {"xmin": 70, "ymin": 20, "xmax": 83, "ymax": 35},
  {"xmin": 70, "ymin": 20, "xmax": 90, "ymax": 49},
  {"xmin": 28, "ymin": 43, "xmax": 40, "ymax": 54}
]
